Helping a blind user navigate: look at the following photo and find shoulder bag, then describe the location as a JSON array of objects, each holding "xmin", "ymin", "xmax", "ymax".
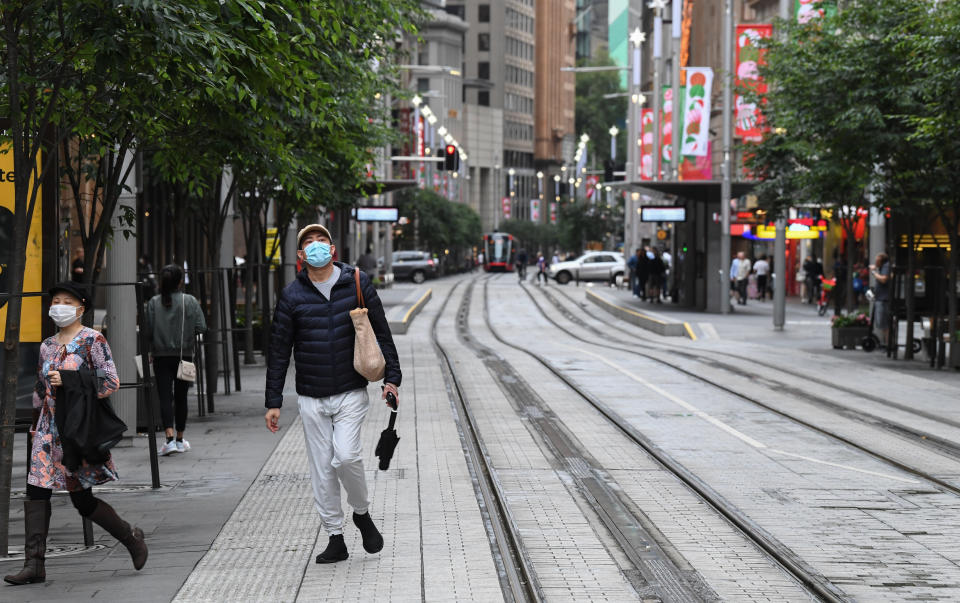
[
  {"xmin": 176, "ymin": 294, "xmax": 197, "ymax": 383},
  {"xmin": 350, "ymin": 268, "xmax": 386, "ymax": 382}
]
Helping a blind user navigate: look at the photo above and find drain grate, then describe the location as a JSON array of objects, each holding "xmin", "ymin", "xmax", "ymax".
[{"xmin": 0, "ymin": 543, "xmax": 107, "ymax": 562}]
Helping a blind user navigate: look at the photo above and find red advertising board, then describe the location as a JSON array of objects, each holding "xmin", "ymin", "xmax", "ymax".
[{"xmin": 735, "ymin": 24, "xmax": 772, "ymax": 141}]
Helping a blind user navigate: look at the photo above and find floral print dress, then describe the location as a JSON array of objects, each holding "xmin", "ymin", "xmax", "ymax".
[{"xmin": 28, "ymin": 327, "xmax": 120, "ymax": 492}]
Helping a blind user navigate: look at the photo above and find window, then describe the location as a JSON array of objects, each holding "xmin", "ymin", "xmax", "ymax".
[
  {"xmin": 478, "ymin": 4, "xmax": 489, "ymax": 22},
  {"xmin": 445, "ymin": 5, "xmax": 464, "ymax": 19},
  {"xmin": 478, "ymin": 90, "xmax": 490, "ymax": 106},
  {"xmin": 478, "ymin": 61, "xmax": 489, "ymax": 80},
  {"xmin": 478, "ymin": 33, "xmax": 490, "ymax": 51},
  {"xmin": 417, "ymin": 78, "xmax": 429, "ymax": 93}
]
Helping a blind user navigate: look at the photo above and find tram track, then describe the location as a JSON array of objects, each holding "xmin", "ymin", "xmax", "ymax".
[
  {"xmin": 430, "ymin": 280, "xmax": 541, "ymax": 603},
  {"xmin": 549, "ymin": 284, "xmax": 960, "ymax": 459},
  {"xmin": 474, "ymin": 277, "xmax": 845, "ymax": 602},
  {"xmin": 525, "ymin": 283, "xmax": 960, "ymax": 498}
]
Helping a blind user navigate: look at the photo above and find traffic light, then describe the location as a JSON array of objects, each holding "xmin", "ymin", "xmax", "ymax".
[
  {"xmin": 436, "ymin": 146, "xmax": 446, "ymax": 171},
  {"xmin": 444, "ymin": 144, "xmax": 459, "ymax": 171},
  {"xmin": 603, "ymin": 159, "xmax": 614, "ymax": 182}
]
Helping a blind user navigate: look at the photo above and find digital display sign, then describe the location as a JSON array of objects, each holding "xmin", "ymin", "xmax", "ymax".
[
  {"xmin": 354, "ymin": 206, "xmax": 399, "ymax": 222},
  {"xmin": 641, "ymin": 206, "xmax": 686, "ymax": 222}
]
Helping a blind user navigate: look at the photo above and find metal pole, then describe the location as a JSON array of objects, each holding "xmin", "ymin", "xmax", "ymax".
[
  {"xmin": 720, "ymin": 0, "xmax": 734, "ymax": 314},
  {"xmin": 773, "ymin": 0, "xmax": 792, "ymax": 328},
  {"xmin": 652, "ymin": 9, "xmax": 663, "ymax": 181},
  {"xmin": 671, "ymin": 0, "xmax": 683, "ymax": 181},
  {"xmin": 134, "ymin": 282, "xmax": 162, "ymax": 489}
]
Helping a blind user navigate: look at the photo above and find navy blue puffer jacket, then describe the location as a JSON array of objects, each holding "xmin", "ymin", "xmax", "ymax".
[{"xmin": 265, "ymin": 263, "xmax": 401, "ymax": 408}]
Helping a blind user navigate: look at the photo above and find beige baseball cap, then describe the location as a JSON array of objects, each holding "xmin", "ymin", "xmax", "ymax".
[{"xmin": 296, "ymin": 224, "xmax": 333, "ymax": 249}]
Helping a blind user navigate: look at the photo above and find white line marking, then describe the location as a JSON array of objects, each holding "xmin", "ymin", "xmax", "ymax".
[{"xmin": 561, "ymin": 344, "xmax": 918, "ymax": 484}]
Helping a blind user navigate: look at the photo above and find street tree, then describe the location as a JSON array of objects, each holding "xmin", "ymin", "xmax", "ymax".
[{"xmin": 575, "ymin": 49, "xmax": 627, "ymax": 168}]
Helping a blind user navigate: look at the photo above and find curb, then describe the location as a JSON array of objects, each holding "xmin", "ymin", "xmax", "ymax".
[
  {"xmin": 585, "ymin": 289, "xmax": 691, "ymax": 338},
  {"xmin": 389, "ymin": 288, "xmax": 432, "ymax": 335}
]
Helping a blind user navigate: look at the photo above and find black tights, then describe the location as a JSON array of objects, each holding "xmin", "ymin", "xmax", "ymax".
[{"xmin": 26, "ymin": 484, "xmax": 99, "ymax": 517}]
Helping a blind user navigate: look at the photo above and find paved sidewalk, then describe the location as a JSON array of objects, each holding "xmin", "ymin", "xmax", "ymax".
[{"xmin": 1, "ymin": 357, "xmax": 298, "ymax": 603}]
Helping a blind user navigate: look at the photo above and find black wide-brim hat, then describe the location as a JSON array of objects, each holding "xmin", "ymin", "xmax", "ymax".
[{"xmin": 48, "ymin": 281, "xmax": 91, "ymax": 309}]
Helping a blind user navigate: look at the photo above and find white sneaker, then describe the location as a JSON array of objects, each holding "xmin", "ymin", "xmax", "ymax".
[
  {"xmin": 159, "ymin": 441, "xmax": 179, "ymax": 456},
  {"xmin": 176, "ymin": 439, "xmax": 191, "ymax": 453}
]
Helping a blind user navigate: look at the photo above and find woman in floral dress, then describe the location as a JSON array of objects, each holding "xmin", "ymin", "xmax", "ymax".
[{"xmin": 4, "ymin": 282, "xmax": 147, "ymax": 586}]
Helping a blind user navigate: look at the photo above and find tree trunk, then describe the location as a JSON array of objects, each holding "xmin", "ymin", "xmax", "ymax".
[
  {"xmin": 948, "ymin": 206, "xmax": 959, "ymax": 369},
  {"xmin": 905, "ymin": 221, "xmax": 916, "ymax": 360},
  {"xmin": 243, "ymin": 218, "xmax": 257, "ymax": 364}
]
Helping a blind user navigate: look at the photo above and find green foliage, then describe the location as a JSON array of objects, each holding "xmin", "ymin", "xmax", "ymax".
[
  {"xmin": 499, "ymin": 197, "xmax": 623, "ymax": 254},
  {"xmin": 575, "ymin": 49, "xmax": 627, "ymax": 167},
  {"xmin": 395, "ymin": 189, "xmax": 482, "ymax": 261}
]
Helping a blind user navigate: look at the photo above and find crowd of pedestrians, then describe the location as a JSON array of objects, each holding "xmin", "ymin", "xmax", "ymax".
[{"xmin": 626, "ymin": 246, "xmax": 671, "ymax": 303}]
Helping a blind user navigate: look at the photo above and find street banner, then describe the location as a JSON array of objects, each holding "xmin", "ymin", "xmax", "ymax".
[
  {"xmin": 0, "ymin": 147, "xmax": 43, "ymax": 342},
  {"xmin": 549, "ymin": 202, "xmax": 557, "ymax": 225},
  {"xmin": 529, "ymin": 199, "xmax": 540, "ymax": 222},
  {"xmin": 264, "ymin": 227, "xmax": 280, "ymax": 267},
  {"xmin": 585, "ymin": 175, "xmax": 599, "ymax": 199},
  {"xmin": 660, "ymin": 86, "xmax": 684, "ymax": 165},
  {"xmin": 735, "ymin": 24, "xmax": 772, "ymax": 141},
  {"xmin": 501, "ymin": 196, "xmax": 511, "ymax": 220},
  {"xmin": 795, "ymin": 0, "xmax": 836, "ymax": 24},
  {"xmin": 680, "ymin": 141, "xmax": 713, "ymax": 181},
  {"xmin": 681, "ymin": 68, "xmax": 713, "ymax": 156},
  {"xmin": 640, "ymin": 109, "xmax": 655, "ymax": 181}
]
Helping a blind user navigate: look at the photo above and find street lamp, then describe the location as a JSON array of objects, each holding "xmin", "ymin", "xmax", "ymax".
[
  {"xmin": 536, "ymin": 171, "xmax": 544, "ymax": 200},
  {"xmin": 609, "ymin": 126, "xmax": 619, "ymax": 161},
  {"xmin": 553, "ymin": 174, "xmax": 561, "ymax": 203},
  {"xmin": 508, "ymin": 167, "xmax": 516, "ymax": 199}
]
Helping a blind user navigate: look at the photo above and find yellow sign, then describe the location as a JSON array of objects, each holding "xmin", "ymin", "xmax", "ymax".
[
  {"xmin": 755, "ymin": 224, "xmax": 821, "ymax": 240},
  {"xmin": 264, "ymin": 227, "xmax": 280, "ymax": 267},
  {"xmin": 656, "ymin": 229, "xmax": 668, "ymax": 240},
  {"xmin": 0, "ymin": 148, "xmax": 43, "ymax": 342}
]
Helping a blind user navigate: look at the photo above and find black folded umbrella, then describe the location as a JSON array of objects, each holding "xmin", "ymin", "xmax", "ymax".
[{"xmin": 375, "ymin": 392, "xmax": 399, "ymax": 470}]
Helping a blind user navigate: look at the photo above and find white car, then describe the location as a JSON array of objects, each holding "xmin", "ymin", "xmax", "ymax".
[{"xmin": 548, "ymin": 251, "xmax": 626, "ymax": 285}]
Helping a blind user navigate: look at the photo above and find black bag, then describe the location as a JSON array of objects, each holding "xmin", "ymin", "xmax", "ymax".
[{"xmin": 55, "ymin": 369, "xmax": 127, "ymax": 470}]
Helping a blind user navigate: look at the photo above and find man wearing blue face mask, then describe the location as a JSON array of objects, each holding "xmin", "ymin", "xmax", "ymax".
[{"xmin": 264, "ymin": 223, "xmax": 402, "ymax": 565}]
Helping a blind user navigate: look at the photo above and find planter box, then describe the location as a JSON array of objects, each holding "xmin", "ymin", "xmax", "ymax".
[{"xmin": 832, "ymin": 326, "xmax": 869, "ymax": 350}]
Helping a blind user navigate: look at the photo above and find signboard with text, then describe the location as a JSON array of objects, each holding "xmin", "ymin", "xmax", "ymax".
[
  {"xmin": 641, "ymin": 206, "xmax": 686, "ymax": 222},
  {"xmin": 354, "ymin": 206, "xmax": 399, "ymax": 222},
  {"xmin": 0, "ymin": 147, "xmax": 43, "ymax": 342}
]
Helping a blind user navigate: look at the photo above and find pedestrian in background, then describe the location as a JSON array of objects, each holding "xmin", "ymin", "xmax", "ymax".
[
  {"xmin": 5, "ymin": 283, "xmax": 147, "ymax": 586},
  {"xmin": 870, "ymin": 253, "xmax": 892, "ymax": 346},
  {"xmin": 265, "ymin": 224, "xmax": 401, "ymax": 564},
  {"xmin": 516, "ymin": 248, "xmax": 528, "ymax": 282},
  {"xmin": 356, "ymin": 246, "xmax": 377, "ymax": 281},
  {"xmin": 804, "ymin": 254, "xmax": 822, "ymax": 304},
  {"xmin": 754, "ymin": 255, "xmax": 770, "ymax": 301},
  {"xmin": 536, "ymin": 252, "xmax": 548, "ymax": 285},
  {"xmin": 146, "ymin": 264, "xmax": 207, "ymax": 456},
  {"xmin": 648, "ymin": 249, "xmax": 666, "ymax": 303},
  {"xmin": 637, "ymin": 247, "xmax": 652, "ymax": 301},
  {"xmin": 734, "ymin": 251, "xmax": 752, "ymax": 305},
  {"xmin": 627, "ymin": 248, "xmax": 641, "ymax": 297}
]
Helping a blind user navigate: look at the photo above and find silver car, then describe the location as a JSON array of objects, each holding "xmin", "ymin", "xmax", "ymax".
[{"xmin": 548, "ymin": 251, "xmax": 626, "ymax": 285}]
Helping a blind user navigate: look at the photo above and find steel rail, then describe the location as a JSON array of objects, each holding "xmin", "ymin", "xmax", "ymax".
[
  {"xmin": 429, "ymin": 279, "xmax": 542, "ymax": 603},
  {"xmin": 489, "ymin": 280, "xmax": 847, "ymax": 602}
]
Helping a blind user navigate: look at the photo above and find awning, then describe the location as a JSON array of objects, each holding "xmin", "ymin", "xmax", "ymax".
[
  {"xmin": 623, "ymin": 180, "xmax": 757, "ymax": 203},
  {"xmin": 358, "ymin": 179, "xmax": 419, "ymax": 196}
]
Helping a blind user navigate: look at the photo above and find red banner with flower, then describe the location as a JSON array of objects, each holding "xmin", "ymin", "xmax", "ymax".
[
  {"xmin": 735, "ymin": 24, "xmax": 772, "ymax": 141},
  {"xmin": 640, "ymin": 109, "xmax": 655, "ymax": 181}
]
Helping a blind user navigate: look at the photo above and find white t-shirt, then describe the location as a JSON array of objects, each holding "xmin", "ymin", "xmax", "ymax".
[{"xmin": 754, "ymin": 259, "xmax": 770, "ymax": 276}]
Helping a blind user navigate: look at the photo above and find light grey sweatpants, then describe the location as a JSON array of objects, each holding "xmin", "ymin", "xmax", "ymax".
[{"xmin": 298, "ymin": 388, "xmax": 370, "ymax": 535}]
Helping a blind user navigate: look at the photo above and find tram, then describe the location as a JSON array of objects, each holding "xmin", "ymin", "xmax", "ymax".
[{"xmin": 482, "ymin": 232, "xmax": 516, "ymax": 272}]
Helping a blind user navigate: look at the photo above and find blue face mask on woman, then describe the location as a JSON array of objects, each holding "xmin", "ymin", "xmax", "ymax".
[{"xmin": 304, "ymin": 241, "xmax": 333, "ymax": 268}]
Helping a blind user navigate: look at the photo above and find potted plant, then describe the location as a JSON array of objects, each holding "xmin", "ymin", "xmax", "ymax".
[{"xmin": 831, "ymin": 312, "xmax": 871, "ymax": 349}]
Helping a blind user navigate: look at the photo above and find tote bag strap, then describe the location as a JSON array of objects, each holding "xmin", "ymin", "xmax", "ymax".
[
  {"xmin": 179, "ymin": 294, "xmax": 186, "ymax": 363},
  {"xmin": 354, "ymin": 268, "xmax": 365, "ymax": 308}
]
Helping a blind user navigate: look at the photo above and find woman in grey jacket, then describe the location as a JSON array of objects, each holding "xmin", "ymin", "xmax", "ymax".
[{"xmin": 145, "ymin": 265, "xmax": 206, "ymax": 456}]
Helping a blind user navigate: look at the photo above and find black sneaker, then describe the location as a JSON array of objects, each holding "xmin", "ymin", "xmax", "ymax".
[
  {"xmin": 352, "ymin": 512, "xmax": 384, "ymax": 554},
  {"xmin": 315, "ymin": 534, "xmax": 348, "ymax": 564}
]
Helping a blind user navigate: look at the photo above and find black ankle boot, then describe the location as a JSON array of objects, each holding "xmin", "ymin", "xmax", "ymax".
[
  {"xmin": 315, "ymin": 534, "xmax": 348, "ymax": 564},
  {"xmin": 352, "ymin": 512, "xmax": 383, "ymax": 554}
]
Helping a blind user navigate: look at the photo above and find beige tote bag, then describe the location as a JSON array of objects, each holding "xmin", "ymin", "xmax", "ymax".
[{"xmin": 351, "ymin": 268, "xmax": 386, "ymax": 381}]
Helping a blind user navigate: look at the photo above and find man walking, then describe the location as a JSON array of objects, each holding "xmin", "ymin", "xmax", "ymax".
[
  {"xmin": 753, "ymin": 255, "xmax": 770, "ymax": 301},
  {"xmin": 265, "ymin": 224, "xmax": 401, "ymax": 564},
  {"xmin": 734, "ymin": 251, "xmax": 752, "ymax": 305}
]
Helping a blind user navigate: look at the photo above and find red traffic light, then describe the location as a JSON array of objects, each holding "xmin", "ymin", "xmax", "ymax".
[{"xmin": 445, "ymin": 144, "xmax": 456, "ymax": 155}]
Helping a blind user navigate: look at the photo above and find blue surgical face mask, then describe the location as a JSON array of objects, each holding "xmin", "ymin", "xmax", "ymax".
[{"xmin": 304, "ymin": 241, "xmax": 333, "ymax": 268}]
